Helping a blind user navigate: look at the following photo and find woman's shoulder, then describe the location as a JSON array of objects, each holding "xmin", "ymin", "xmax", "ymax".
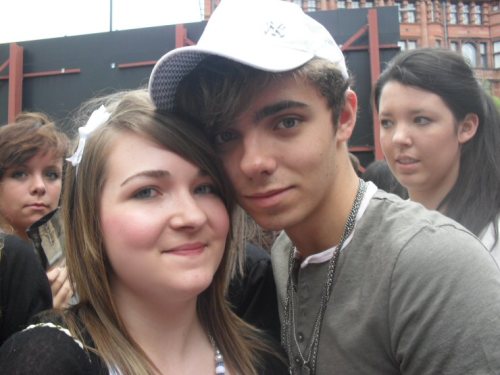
[
  {"xmin": 1, "ymin": 234, "xmax": 35, "ymax": 258},
  {"xmin": 479, "ymin": 215, "xmax": 500, "ymax": 264},
  {"xmin": 0, "ymin": 321, "xmax": 106, "ymax": 375}
]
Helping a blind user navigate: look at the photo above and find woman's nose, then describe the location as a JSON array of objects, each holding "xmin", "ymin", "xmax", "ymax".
[
  {"xmin": 30, "ymin": 174, "xmax": 47, "ymax": 196},
  {"xmin": 168, "ymin": 193, "xmax": 208, "ymax": 230}
]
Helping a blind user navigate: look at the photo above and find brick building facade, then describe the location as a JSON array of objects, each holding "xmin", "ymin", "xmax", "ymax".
[{"xmin": 205, "ymin": 0, "xmax": 500, "ymax": 96}]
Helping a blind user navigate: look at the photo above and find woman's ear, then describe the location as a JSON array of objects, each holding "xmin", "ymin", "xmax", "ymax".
[{"xmin": 458, "ymin": 113, "xmax": 479, "ymax": 144}]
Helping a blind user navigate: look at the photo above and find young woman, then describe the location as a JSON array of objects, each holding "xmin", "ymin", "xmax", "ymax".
[
  {"xmin": 0, "ymin": 113, "xmax": 72, "ymax": 308},
  {"xmin": 0, "ymin": 90, "xmax": 282, "ymax": 375},
  {"xmin": 374, "ymin": 48, "xmax": 500, "ymax": 262},
  {"xmin": 0, "ymin": 113, "xmax": 68, "ymax": 241}
]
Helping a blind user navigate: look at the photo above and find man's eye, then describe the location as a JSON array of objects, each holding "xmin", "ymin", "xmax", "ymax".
[
  {"xmin": 213, "ymin": 130, "xmax": 238, "ymax": 145},
  {"xmin": 276, "ymin": 117, "xmax": 300, "ymax": 129}
]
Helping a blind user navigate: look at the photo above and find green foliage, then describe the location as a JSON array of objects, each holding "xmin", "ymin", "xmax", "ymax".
[{"xmin": 493, "ymin": 96, "xmax": 500, "ymax": 112}]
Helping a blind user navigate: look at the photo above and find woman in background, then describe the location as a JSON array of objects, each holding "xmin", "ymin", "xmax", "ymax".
[
  {"xmin": 374, "ymin": 48, "xmax": 500, "ymax": 262},
  {"xmin": 0, "ymin": 113, "xmax": 72, "ymax": 308}
]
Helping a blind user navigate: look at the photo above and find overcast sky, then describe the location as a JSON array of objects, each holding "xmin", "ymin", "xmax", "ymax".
[{"xmin": 0, "ymin": 0, "xmax": 204, "ymax": 44}]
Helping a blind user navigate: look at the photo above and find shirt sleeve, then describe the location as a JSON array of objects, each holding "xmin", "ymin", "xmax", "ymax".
[{"xmin": 389, "ymin": 224, "xmax": 500, "ymax": 375}]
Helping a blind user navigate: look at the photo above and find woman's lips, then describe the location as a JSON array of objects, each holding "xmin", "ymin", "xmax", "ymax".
[
  {"xmin": 163, "ymin": 242, "xmax": 206, "ymax": 256},
  {"xmin": 395, "ymin": 156, "xmax": 419, "ymax": 173},
  {"xmin": 26, "ymin": 203, "xmax": 49, "ymax": 211}
]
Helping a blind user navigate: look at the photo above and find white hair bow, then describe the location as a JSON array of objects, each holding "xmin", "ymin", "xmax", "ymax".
[{"xmin": 66, "ymin": 105, "xmax": 110, "ymax": 167}]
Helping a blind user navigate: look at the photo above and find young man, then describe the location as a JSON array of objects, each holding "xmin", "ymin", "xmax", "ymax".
[{"xmin": 148, "ymin": 1, "xmax": 500, "ymax": 374}]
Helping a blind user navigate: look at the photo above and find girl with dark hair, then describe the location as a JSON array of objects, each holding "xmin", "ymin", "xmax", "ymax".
[{"xmin": 374, "ymin": 48, "xmax": 500, "ymax": 262}]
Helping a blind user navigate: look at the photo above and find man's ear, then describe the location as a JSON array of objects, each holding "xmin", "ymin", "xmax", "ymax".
[
  {"xmin": 336, "ymin": 89, "xmax": 357, "ymax": 142},
  {"xmin": 458, "ymin": 113, "xmax": 479, "ymax": 144}
]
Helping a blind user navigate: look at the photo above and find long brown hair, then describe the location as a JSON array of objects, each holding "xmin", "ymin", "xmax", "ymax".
[
  {"xmin": 374, "ymin": 48, "xmax": 500, "ymax": 242},
  {"xmin": 61, "ymin": 89, "xmax": 269, "ymax": 375}
]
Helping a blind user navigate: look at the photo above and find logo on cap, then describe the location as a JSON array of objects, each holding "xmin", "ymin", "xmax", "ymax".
[{"xmin": 264, "ymin": 21, "xmax": 286, "ymax": 38}]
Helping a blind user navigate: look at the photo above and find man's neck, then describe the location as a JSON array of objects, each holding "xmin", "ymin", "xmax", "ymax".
[{"xmin": 287, "ymin": 168, "xmax": 361, "ymax": 258}]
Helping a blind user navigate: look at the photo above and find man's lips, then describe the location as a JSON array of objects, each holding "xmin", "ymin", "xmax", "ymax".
[
  {"xmin": 243, "ymin": 187, "xmax": 292, "ymax": 208},
  {"xmin": 246, "ymin": 188, "xmax": 289, "ymax": 199}
]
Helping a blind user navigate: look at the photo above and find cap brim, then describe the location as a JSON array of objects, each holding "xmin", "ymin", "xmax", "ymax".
[{"xmin": 149, "ymin": 44, "xmax": 313, "ymax": 112}]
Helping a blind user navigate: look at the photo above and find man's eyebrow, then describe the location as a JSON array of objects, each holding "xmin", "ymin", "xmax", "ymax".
[{"xmin": 254, "ymin": 100, "xmax": 308, "ymax": 123}]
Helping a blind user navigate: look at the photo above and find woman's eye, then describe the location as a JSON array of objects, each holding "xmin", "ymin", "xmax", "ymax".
[
  {"xmin": 213, "ymin": 130, "xmax": 238, "ymax": 145},
  {"xmin": 10, "ymin": 170, "xmax": 27, "ymax": 179},
  {"xmin": 195, "ymin": 184, "xmax": 219, "ymax": 196},
  {"xmin": 133, "ymin": 187, "xmax": 158, "ymax": 200},
  {"xmin": 276, "ymin": 117, "xmax": 300, "ymax": 129},
  {"xmin": 46, "ymin": 171, "xmax": 60, "ymax": 180},
  {"xmin": 414, "ymin": 116, "xmax": 431, "ymax": 125},
  {"xmin": 380, "ymin": 119, "xmax": 393, "ymax": 129}
]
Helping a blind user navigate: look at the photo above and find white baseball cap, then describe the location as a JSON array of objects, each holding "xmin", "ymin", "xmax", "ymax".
[{"xmin": 149, "ymin": 0, "xmax": 348, "ymax": 112}]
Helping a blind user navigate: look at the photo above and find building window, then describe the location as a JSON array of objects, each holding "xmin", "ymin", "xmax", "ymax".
[
  {"xmin": 479, "ymin": 43, "xmax": 487, "ymax": 68},
  {"xmin": 494, "ymin": 41, "xmax": 500, "ymax": 69},
  {"xmin": 396, "ymin": 2, "xmax": 402, "ymax": 22},
  {"xmin": 350, "ymin": 0, "xmax": 360, "ymax": 8},
  {"xmin": 406, "ymin": 1, "xmax": 417, "ymax": 23},
  {"xmin": 462, "ymin": 43, "xmax": 477, "ymax": 67},
  {"xmin": 307, "ymin": 0, "xmax": 317, "ymax": 11},
  {"xmin": 429, "ymin": 1, "xmax": 436, "ymax": 22},
  {"xmin": 435, "ymin": 39, "xmax": 441, "ymax": 48},
  {"xmin": 472, "ymin": 5, "xmax": 482, "ymax": 25},
  {"xmin": 451, "ymin": 42, "xmax": 488, "ymax": 68},
  {"xmin": 337, "ymin": 0, "xmax": 346, "ymax": 8},
  {"xmin": 405, "ymin": 1, "xmax": 416, "ymax": 23},
  {"xmin": 396, "ymin": 1, "xmax": 417, "ymax": 23},
  {"xmin": 449, "ymin": 3, "xmax": 458, "ymax": 24},
  {"xmin": 399, "ymin": 40, "xmax": 418, "ymax": 50},
  {"xmin": 364, "ymin": 1, "xmax": 374, "ymax": 7},
  {"xmin": 462, "ymin": 4, "xmax": 470, "ymax": 24}
]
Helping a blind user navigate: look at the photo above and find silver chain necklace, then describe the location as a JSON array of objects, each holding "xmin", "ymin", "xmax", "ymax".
[{"xmin": 281, "ymin": 179, "xmax": 367, "ymax": 375}]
